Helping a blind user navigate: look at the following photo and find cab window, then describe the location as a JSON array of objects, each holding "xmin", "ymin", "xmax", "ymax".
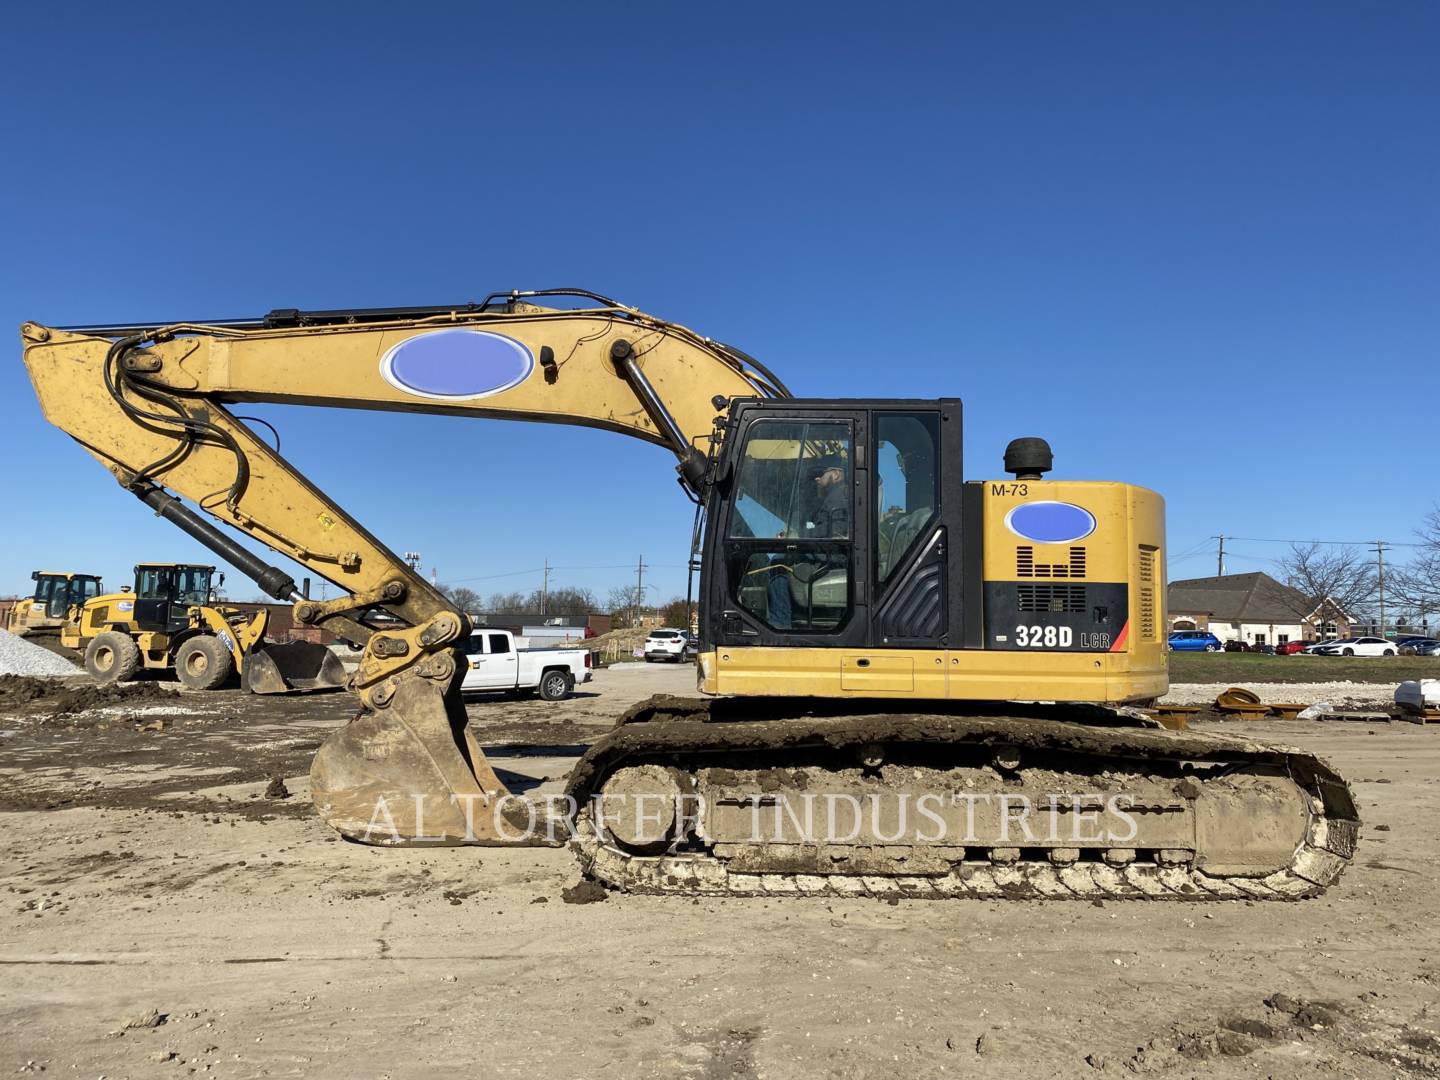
[
  {"xmin": 136, "ymin": 568, "xmax": 170, "ymax": 600},
  {"xmin": 724, "ymin": 419, "xmax": 853, "ymax": 633},
  {"xmin": 487, "ymin": 633, "xmax": 511, "ymax": 655},
  {"xmin": 35, "ymin": 577, "xmax": 65, "ymax": 617},
  {"xmin": 726, "ymin": 420, "xmax": 852, "ymax": 541},
  {"xmin": 175, "ymin": 567, "xmax": 212, "ymax": 606},
  {"xmin": 874, "ymin": 413, "xmax": 939, "ymax": 585}
]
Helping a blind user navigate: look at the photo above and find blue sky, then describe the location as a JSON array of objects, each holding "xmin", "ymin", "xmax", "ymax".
[{"xmin": 1, "ymin": 1, "xmax": 1435, "ymax": 603}]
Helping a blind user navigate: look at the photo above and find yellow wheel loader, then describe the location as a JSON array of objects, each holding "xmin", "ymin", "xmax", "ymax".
[
  {"xmin": 17, "ymin": 289, "xmax": 1357, "ymax": 899},
  {"xmin": 67, "ymin": 562, "xmax": 343, "ymax": 693},
  {"xmin": 6, "ymin": 571, "xmax": 104, "ymax": 655}
]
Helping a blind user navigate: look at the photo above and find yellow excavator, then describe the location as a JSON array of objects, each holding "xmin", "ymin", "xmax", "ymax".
[{"xmin": 19, "ymin": 290, "xmax": 1357, "ymax": 899}]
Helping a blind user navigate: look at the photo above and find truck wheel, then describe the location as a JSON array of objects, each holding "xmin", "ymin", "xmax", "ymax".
[
  {"xmin": 84, "ymin": 631, "xmax": 141, "ymax": 685},
  {"xmin": 538, "ymin": 670, "xmax": 571, "ymax": 701},
  {"xmin": 175, "ymin": 635, "xmax": 234, "ymax": 690}
]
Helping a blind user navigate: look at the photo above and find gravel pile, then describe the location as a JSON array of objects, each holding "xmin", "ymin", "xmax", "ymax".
[{"xmin": 0, "ymin": 629, "xmax": 81, "ymax": 677}]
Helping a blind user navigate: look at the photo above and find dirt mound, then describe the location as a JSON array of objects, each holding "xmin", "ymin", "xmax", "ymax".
[
  {"xmin": 561, "ymin": 880, "xmax": 609, "ymax": 904},
  {"xmin": 581, "ymin": 627, "xmax": 650, "ymax": 660},
  {"xmin": 0, "ymin": 674, "xmax": 179, "ymax": 717}
]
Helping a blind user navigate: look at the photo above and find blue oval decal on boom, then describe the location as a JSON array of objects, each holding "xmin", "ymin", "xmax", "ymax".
[
  {"xmin": 1004, "ymin": 501, "xmax": 1097, "ymax": 544},
  {"xmin": 380, "ymin": 329, "xmax": 534, "ymax": 400}
]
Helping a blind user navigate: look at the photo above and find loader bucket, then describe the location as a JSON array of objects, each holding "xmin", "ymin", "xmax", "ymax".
[{"xmin": 242, "ymin": 641, "xmax": 347, "ymax": 694}]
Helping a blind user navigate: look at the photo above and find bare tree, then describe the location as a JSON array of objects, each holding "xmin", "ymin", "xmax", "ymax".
[
  {"xmin": 484, "ymin": 590, "xmax": 527, "ymax": 611},
  {"xmin": 1277, "ymin": 543, "xmax": 1377, "ymax": 624},
  {"xmin": 1393, "ymin": 506, "xmax": 1440, "ymax": 625},
  {"xmin": 437, "ymin": 584, "xmax": 483, "ymax": 612},
  {"xmin": 524, "ymin": 585, "xmax": 596, "ymax": 615},
  {"xmin": 606, "ymin": 585, "xmax": 647, "ymax": 629}
]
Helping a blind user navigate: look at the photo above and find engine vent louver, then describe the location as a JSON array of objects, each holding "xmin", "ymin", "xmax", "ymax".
[
  {"xmin": 1138, "ymin": 546, "xmax": 1158, "ymax": 640},
  {"xmin": 1017, "ymin": 584, "xmax": 1086, "ymax": 614},
  {"xmin": 1017, "ymin": 546, "xmax": 1087, "ymax": 579}
]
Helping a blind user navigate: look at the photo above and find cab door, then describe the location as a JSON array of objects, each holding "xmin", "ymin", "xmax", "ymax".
[{"xmin": 708, "ymin": 408, "xmax": 871, "ymax": 651}]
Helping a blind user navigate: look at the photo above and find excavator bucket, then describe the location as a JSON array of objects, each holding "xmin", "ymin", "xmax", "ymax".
[
  {"xmin": 309, "ymin": 663, "xmax": 544, "ymax": 844},
  {"xmin": 241, "ymin": 641, "xmax": 347, "ymax": 694}
]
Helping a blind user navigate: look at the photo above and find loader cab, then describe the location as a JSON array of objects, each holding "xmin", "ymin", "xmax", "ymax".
[
  {"xmin": 31, "ymin": 571, "xmax": 103, "ymax": 620},
  {"xmin": 131, "ymin": 563, "xmax": 217, "ymax": 632}
]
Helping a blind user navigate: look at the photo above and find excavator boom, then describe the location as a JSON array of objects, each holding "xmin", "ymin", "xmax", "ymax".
[{"xmin": 21, "ymin": 291, "xmax": 783, "ymax": 843}]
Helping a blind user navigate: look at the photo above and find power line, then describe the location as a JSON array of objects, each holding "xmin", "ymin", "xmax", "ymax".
[
  {"xmin": 441, "ymin": 562, "xmax": 690, "ymax": 585},
  {"xmin": 1210, "ymin": 535, "xmax": 1422, "ymax": 548}
]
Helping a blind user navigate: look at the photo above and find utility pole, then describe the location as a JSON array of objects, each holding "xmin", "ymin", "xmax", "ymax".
[
  {"xmin": 540, "ymin": 558, "xmax": 550, "ymax": 616},
  {"xmin": 1372, "ymin": 540, "xmax": 1387, "ymax": 638},
  {"xmin": 1215, "ymin": 534, "xmax": 1226, "ymax": 577},
  {"xmin": 634, "ymin": 555, "xmax": 647, "ymax": 628}
]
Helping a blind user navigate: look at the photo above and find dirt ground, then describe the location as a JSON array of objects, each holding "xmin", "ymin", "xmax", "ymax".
[{"xmin": 2, "ymin": 664, "xmax": 1438, "ymax": 1079}]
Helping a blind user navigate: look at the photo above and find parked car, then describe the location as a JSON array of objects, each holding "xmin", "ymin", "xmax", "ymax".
[
  {"xmin": 644, "ymin": 627, "xmax": 695, "ymax": 662},
  {"xmin": 1167, "ymin": 630, "xmax": 1223, "ymax": 652},
  {"xmin": 1276, "ymin": 640, "xmax": 1308, "ymax": 655},
  {"xmin": 1417, "ymin": 641, "xmax": 1440, "ymax": 658},
  {"xmin": 1399, "ymin": 638, "xmax": 1440, "ymax": 656},
  {"xmin": 1313, "ymin": 636, "xmax": 1399, "ymax": 657},
  {"xmin": 460, "ymin": 629, "xmax": 591, "ymax": 699},
  {"xmin": 1302, "ymin": 638, "xmax": 1342, "ymax": 655}
]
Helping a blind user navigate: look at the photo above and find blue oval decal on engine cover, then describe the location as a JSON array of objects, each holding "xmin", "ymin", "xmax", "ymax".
[
  {"xmin": 1004, "ymin": 501, "xmax": 1097, "ymax": 544},
  {"xmin": 380, "ymin": 329, "xmax": 534, "ymax": 400}
]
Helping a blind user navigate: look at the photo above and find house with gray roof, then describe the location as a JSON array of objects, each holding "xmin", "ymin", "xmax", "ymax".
[{"xmin": 1167, "ymin": 572, "xmax": 1352, "ymax": 648}]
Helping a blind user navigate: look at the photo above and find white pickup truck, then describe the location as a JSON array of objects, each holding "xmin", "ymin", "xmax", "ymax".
[{"xmin": 460, "ymin": 629, "xmax": 591, "ymax": 700}]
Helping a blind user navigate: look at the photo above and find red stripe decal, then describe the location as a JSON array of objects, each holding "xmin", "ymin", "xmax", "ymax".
[{"xmin": 1109, "ymin": 621, "xmax": 1130, "ymax": 652}]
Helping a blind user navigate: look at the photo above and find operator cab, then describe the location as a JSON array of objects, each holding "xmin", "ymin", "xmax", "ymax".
[
  {"xmin": 704, "ymin": 399, "xmax": 960, "ymax": 651},
  {"xmin": 31, "ymin": 571, "xmax": 103, "ymax": 620},
  {"xmin": 131, "ymin": 563, "xmax": 221, "ymax": 631}
]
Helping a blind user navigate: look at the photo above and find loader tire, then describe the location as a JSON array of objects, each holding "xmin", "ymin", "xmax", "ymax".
[
  {"xmin": 175, "ymin": 635, "xmax": 234, "ymax": 691},
  {"xmin": 538, "ymin": 669, "xmax": 572, "ymax": 701},
  {"xmin": 85, "ymin": 631, "xmax": 141, "ymax": 686}
]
